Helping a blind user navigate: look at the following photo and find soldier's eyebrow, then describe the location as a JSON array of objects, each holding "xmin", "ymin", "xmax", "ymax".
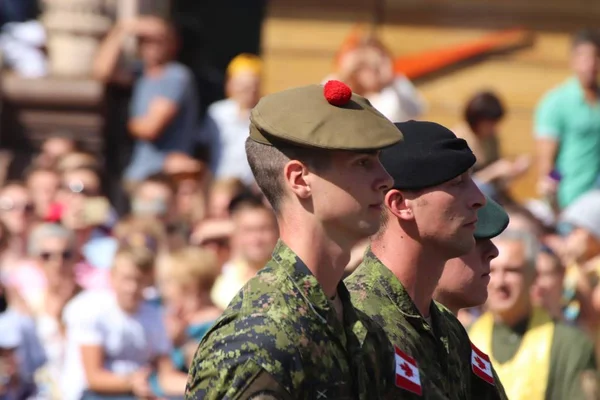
[
  {"xmin": 344, "ymin": 151, "xmax": 379, "ymax": 165},
  {"xmin": 350, "ymin": 151, "xmax": 379, "ymax": 160}
]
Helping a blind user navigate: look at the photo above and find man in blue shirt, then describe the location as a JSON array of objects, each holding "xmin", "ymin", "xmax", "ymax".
[{"xmin": 93, "ymin": 16, "xmax": 200, "ymax": 185}]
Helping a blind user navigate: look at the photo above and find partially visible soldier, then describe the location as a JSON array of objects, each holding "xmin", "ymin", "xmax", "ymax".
[
  {"xmin": 346, "ymin": 121, "xmax": 507, "ymax": 399},
  {"xmin": 185, "ymin": 81, "xmax": 402, "ymax": 399},
  {"xmin": 434, "ymin": 196, "xmax": 509, "ymax": 317},
  {"xmin": 433, "ymin": 196, "xmax": 510, "ymax": 399}
]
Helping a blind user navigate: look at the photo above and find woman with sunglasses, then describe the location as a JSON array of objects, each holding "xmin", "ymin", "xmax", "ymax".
[{"xmin": 6, "ymin": 223, "xmax": 82, "ymax": 399}]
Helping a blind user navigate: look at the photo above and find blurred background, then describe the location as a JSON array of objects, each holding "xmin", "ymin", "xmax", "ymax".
[{"xmin": 0, "ymin": 0, "xmax": 599, "ymax": 399}]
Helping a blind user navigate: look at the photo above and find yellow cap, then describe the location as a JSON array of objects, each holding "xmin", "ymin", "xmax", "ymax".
[{"xmin": 227, "ymin": 53, "xmax": 262, "ymax": 77}]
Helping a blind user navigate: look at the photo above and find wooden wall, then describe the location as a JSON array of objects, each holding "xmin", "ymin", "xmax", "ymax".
[
  {"xmin": 260, "ymin": 0, "xmax": 592, "ymax": 201},
  {"xmin": 268, "ymin": 0, "xmax": 600, "ymax": 31}
]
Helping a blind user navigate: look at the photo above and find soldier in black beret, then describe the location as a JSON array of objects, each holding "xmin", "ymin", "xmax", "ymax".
[{"xmin": 346, "ymin": 120, "xmax": 510, "ymax": 400}]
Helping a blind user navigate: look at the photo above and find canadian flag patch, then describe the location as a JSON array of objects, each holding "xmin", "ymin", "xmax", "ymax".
[
  {"xmin": 470, "ymin": 342, "xmax": 495, "ymax": 386},
  {"xmin": 394, "ymin": 346, "xmax": 422, "ymax": 395}
]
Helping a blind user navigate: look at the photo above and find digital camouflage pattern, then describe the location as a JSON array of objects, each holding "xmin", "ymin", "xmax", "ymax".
[
  {"xmin": 185, "ymin": 241, "xmax": 394, "ymax": 400},
  {"xmin": 345, "ymin": 250, "xmax": 508, "ymax": 400},
  {"xmin": 434, "ymin": 303, "xmax": 508, "ymax": 400}
]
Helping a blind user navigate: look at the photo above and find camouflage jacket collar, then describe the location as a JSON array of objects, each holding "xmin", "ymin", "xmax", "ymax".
[
  {"xmin": 271, "ymin": 240, "xmax": 358, "ymax": 344},
  {"xmin": 361, "ymin": 249, "xmax": 448, "ymax": 340}
]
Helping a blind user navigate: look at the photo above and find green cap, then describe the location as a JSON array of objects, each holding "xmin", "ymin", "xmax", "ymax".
[
  {"xmin": 249, "ymin": 82, "xmax": 403, "ymax": 150},
  {"xmin": 474, "ymin": 196, "xmax": 510, "ymax": 240}
]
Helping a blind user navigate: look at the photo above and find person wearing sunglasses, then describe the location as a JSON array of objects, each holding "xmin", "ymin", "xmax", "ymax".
[
  {"xmin": 6, "ymin": 223, "xmax": 80, "ymax": 317},
  {"xmin": 11, "ymin": 223, "xmax": 82, "ymax": 400}
]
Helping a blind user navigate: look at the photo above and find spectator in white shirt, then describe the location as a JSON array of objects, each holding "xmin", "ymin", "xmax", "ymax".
[
  {"xmin": 202, "ymin": 53, "xmax": 262, "ymax": 186},
  {"xmin": 61, "ymin": 246, "xmax": 187, "ymax": 400},
  {"xmin": 326, "ymin": 30, "xmax": 426, "ymax": 123}
]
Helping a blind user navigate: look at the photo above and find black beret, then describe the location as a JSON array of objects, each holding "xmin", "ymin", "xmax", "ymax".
[{"xmin": 380, "ymin": 120, "xmax": 476, "ymax": 190}]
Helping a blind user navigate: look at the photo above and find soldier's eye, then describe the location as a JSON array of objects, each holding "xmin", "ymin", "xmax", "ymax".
[{"xmin": 356, "ymin": 157, "xmax": 373, "ymax": 168}]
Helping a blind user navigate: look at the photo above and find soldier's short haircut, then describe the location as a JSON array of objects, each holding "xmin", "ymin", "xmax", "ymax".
[
  {"xmin": 372, "ymin": 188, "xmax": 424, "ymax": 240},
  {"xmin": 245, "ymin": 138, "xmax": 331, "ymax": 214}
]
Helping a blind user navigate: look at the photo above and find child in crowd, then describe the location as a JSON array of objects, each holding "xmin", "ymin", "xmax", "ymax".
[
  {"xmin": 157, "ymin": 247, "xmax": 222, "ymax": 372},
  {"xmin": 61, "ymin": 246, "xmax": 186, "ymax": 400}
]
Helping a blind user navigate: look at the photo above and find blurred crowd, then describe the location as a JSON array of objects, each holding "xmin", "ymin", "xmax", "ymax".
[{"xmin": 0, "ymin": 3, "xmax": 599, "ymax": 400}]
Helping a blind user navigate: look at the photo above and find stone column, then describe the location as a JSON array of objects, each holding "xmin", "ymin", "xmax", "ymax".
[{"xmin": 40, "ymin": 0, "xmax": 113, "ymax": 77}]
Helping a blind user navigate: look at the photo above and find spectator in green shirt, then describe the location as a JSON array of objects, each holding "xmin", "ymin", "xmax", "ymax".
[{"xmin": 535, "ymin": 30, "xmax": 600, "ymax": 209}]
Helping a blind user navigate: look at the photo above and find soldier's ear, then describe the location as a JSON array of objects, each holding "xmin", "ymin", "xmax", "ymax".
[
  {"xmin": 283, "ymin": 160, "xmax": 311, "ymax": 199},
  {"xmin": 385, "ymin": 189, "xmax": 413, "ymax": 221}
]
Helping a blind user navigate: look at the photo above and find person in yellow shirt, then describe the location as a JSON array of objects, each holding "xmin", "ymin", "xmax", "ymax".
[
  {"xmin": 210, "ymin": 194, "xmax": 278, "ymax": 309},
  {"xmin": 469, "ymin": 229, "xmax": 597, "ymax": 400}
]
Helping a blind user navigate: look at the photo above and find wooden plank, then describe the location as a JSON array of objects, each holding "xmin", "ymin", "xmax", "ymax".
[
  {"xmin": 1, "ymin": 73, "xmax": 104, "ymax": 108},
  {"xmin": 379, "ymin": 25, "xmax": 490, "ymax": 55},
  {"xmin": 263, "ymin": 53, "xmax": 331, "ymax": 94},
  {"xmin": 268, "ymin": 0, "xmax": 373, "ymax": 18},
  {"xmin": 267, "ymin": 0, "xmax": 600, "ymax": 32},
  {"xmin": 262, "ymin": 19, "xmax": 358, "ymax": 54},
  {"xmin": 380, "ymin": 1, "xmax": 600, "ymax": 32},
  {"xmin": 417, "ymin": 59, "xmax": 569, "ymax": 111},
  {"xmin": 261, "ymin": 12, "xmax": 575, "ymax": 201}
]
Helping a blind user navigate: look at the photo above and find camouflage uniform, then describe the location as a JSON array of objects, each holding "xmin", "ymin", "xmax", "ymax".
[
  {"xmin": 185, "ymin": 81, "xmax": 402, "ymax": 400},
  {"xmin": 346, "ymin": 250, "xmax": 508, "ymax": 400},
  {"xmin": 186, "ymin": 241, "xmax": 394, "ymax": 399}
]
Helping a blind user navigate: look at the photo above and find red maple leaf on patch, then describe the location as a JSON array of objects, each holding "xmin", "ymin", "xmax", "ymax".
[
  {"xmin": 476, "ymin": 356, "xmax": 486, "ymax": 370},
  {"xmin": 400, "ymin": 362, "xmax": 413, "ymax": 378}
]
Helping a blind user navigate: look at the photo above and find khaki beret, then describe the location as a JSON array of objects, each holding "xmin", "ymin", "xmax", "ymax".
[{"xmin": 249, "ymin": 82, "xmax": 403, "ymax": 151}]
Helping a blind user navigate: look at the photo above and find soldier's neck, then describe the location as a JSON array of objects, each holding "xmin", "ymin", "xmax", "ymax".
[
  {"xmin": 279, "ymin": 226, "xmax": 351, "ymax": 299},
  {"xmin": 371, "ymin": 233, "xmax": 446, "ymax": 318},
  {"xmin": 432, "ymin": 290, "xmax": 460, "ymax": 315}
]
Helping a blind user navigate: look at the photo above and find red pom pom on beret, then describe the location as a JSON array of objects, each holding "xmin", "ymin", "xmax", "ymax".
[{"xmin": 323, "ymin": 80, "xmax": 352, "ymax": 106}]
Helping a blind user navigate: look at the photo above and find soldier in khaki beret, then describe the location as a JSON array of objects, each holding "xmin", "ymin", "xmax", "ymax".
[{"xmin": 185, "ymin": 81, "xmax": 402, "ymax": 400}]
